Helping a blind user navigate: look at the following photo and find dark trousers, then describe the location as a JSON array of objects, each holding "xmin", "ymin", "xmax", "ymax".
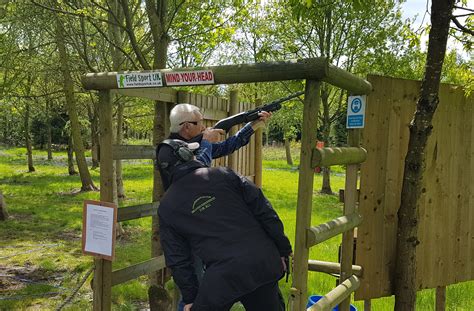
[{"xmin": 192, "ymin": 281, "xmax": 284, "ymax": 311}]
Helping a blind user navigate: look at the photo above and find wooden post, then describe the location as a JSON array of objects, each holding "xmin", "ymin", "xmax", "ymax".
[
  {"xmin": 339, "ymin": 127, "xmax": 361, "ymax": 311},
  {"xmin": 254, "ymin": 98, "xmax": 263, "ymax": 188},
  {"xmin": 435, "ymin": 286, "xmax": 446, "ymax": 311},
  {"xmin": 94, "ymin": 90, "xmax": 115, "ymax": 311},
  {"xmin": 177, "ymin": 90, "xmax": 190, "ymax": 104},
  {"xmin": 290, "ymin": 80, "xmax": 321, "ymax": 311},
  {"xmin": 364, "ymin": 299, "xmax": 372, "ymax": 311},
  {"xmin": 228, "ymin": 90, "xmax": 239, "ymax": 171}
]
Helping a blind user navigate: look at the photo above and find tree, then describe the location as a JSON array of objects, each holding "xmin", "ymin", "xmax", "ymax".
[
  {"xmin": 394, "ymin": 1, "xmax": 455, "ymax": 310},
  {"xmin": 55, "ymin": 11, "xmax": 97, "ymax": 191}
]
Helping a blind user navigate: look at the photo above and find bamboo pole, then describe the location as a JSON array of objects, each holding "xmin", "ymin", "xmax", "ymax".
[
  {"xmin": 228, "ymin": 90, "xmax": 239, "ymax": 171},
  {"xmin": 290, "ymin": 80, "xmax": 321, "ymax": 311},
  {"xmin": 312, "ymin": 147, "xmax": 367, "ymax": 167},
  {"xmin": 339, "ymin": 128, "xmax": 361, "ymax": 311},
  {"xmin": 307, "ymin": 275, "xmax": 360, "ymax": 311},
  {"xmin": 94, "ymin": 90, "xmax": 115, "ymax": 311}
]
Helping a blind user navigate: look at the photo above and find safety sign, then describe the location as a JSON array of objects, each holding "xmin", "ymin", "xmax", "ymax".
[{"xmin": 346, "ymin": 95, "xmax": 366, "ymax": 129}]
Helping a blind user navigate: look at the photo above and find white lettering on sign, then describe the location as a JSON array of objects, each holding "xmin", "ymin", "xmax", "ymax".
[
  {"xmin": 164, "ymin": 70, "xmax": 215, "ymax": 86},
  {"xmin": 116, "ymin": 71, "xmax": 163, "ymax": 88}
]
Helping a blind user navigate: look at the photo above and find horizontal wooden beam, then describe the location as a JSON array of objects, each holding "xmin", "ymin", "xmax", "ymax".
[
  {"xmin": 312, "ymin": 147, "xmax": 367, "ymax": 167},
  {"xmin": 308, "ymin": 260, "xmax": 363, "ymax": 277},
  {"xmin": 82, "ymin": 58, "xmax": 329, "ymax": 90},
  {"xmin": 325, "ymin": 64, "xmax": 373, "ymax": 95},
  {"xmin": 307, "ymin": 275, "xmax": 360, "ymax": 311},
  {"xmin": 117, "ymin": 202, "xmax": 159, "ymax": 222},
  {"xmin": 306, "ymin": 213, "xmax": 362, "ymax": 248},
  {"xmin": 112, "ymin": 145, "xmax": 155, "ymax": 160},
  {"xmin": 111, "ymin": 256, "xmax": 166, "ymax": 286},
  {"xmin": 111, "ymin": 87, "xmax": 177, "ymax": 103}
]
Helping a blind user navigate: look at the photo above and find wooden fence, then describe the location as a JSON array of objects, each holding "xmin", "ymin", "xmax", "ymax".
[{"xmin": 356, "ymin": 75, "xmax": 474, "ymax": 300}]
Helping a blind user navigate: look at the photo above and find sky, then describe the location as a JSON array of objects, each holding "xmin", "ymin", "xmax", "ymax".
[{"xmin": 400, "ymin": 0, "xmax": 473, "ymax": 56}]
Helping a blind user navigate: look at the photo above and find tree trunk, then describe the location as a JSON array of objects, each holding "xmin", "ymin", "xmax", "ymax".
[
  {"xmin": 67, "ymin": 135, "xmax": 77, "ymax": 175},
  {"xmin": 55, "ymin": 15, "xmax": 96, "ymax": 191},
  {"xmin": 320, "ymin": 85, "xmax": 332, "ymax": 194},
  {"xmin": 394, "ymin": 1, "xmax": 454, "ymax": 310},
  {"xmin": 46, "ymin": 102, "xmax": 53, "ymax": 161},
  {"xmin": 24, "ymin": 102, "xmax": 35, "ymax": 172},
  {"xmin": 143, "ymin": 0, "xmax": 172, "ymax": 308},
  {"xmin": 284, "ymin": 138, "xmax": 293, "ymax": 165},
  {"xmin": 89, "ymin": 102, "xmax": 100, "ymax": 169},
  {"xmin": 0, "ymin": 191, "xmax": 8, "ymax": 221}
]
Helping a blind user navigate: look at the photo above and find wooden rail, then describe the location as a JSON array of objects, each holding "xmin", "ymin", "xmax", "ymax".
[
  {"xmin": 82, "ymin": 58, "xmax": 372, "ymax": 95},
  {"xmin": 308, "ymin": 260, "xmax": 363, "ymax": 278},
  {"xmin": 117, "ymin": 202, "xmax": 159, "ymax": 222},
  {"xmin": 307, "ymin": 275, "xmax": 360, "ymax": 311},
  {"xmin": 111, "ymin": 256, "xmax": 166, "ymax": 286},
  {"xmin": 312, "ymin": 147, "xmax": 367, "ymax": 167},
  {"xmin": 112, "ymin": 88, "xmax": 177, "ymax": 103},
  {"xmin": 112, "ymin": 145, "xmax": 155, "ymax": 160},
  {"xmin": 306, "ymin": 213, "xmax": 362, "ymax": 248}
]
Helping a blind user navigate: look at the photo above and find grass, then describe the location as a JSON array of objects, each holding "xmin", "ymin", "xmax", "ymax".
[{"xmin": 0, "ymin": 145, "xmax": 473, "ymax": 310}]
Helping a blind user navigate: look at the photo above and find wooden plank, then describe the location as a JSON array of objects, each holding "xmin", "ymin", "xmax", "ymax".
[
  {"xmin": 290, "ymin": 80, "xmax": 320, "ymax": 311},
  {"xmin": 307, "ymin": 213, "xmax": 362, "ymax": 247},
  {"xmin": 467, "ymin": 91, "xmax": 474, "ymax": 282},
  {"xmin": 111, "ymin": 256, "xmax": 166, "ymax": 286},
  {"xmin": 308, "ymin": 260, "xmax": 363, "ymax": 277},
  {"xmin": 356, "ymin": 75, "xmax": 390, "ymax": 300},
  {"xmin": 312, "ymin": 147, "xmax": 367, "ymax": 167},
  {"xmin": 457, "ymin": 91, "xmax": 470, "ymax": 281},
  {"xmin": 113, "ymin": 145, "xmax": 155, "ymax": 160},
  {"xmin": 112, "ymin": 88, "xmax": 177, "ymax": 103},
  {"xmin": 117, "ymin": 202, "xmax": 159, "ymax": 222},
  {"xmin": 307, "ymin": 275, "xmax": 360, "ymax": 311}
]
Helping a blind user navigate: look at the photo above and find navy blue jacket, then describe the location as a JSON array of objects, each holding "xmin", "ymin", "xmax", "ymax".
[{"xmin": 159, "ymin": 164, "xmax": 292, "ymax": 307}]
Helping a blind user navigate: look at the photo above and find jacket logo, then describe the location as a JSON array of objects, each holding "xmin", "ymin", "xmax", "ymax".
[{"xmin": 192, "ymin": 196, "xmax": 216, "ymax": 214}]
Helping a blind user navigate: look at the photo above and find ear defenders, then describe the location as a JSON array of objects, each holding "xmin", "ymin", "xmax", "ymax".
[{"xmin": 156, "ymin": 139, "xmax": 195, "ymax": 169}]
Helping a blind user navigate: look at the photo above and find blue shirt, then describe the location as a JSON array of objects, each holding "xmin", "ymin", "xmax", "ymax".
[{"xmin": 169, "ymin": 123, "xmax": 255, "ymax": 167}]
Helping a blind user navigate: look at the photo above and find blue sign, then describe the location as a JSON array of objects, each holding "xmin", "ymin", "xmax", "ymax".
[{"xmin": 346, "ymin": 96, "xmax": 366, "ymax": 129}]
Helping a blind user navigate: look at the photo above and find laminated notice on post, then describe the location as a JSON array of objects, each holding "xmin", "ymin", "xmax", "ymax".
[{"xmin": 82, "ymin": 200, "xmax": 117, "ymax": 261}]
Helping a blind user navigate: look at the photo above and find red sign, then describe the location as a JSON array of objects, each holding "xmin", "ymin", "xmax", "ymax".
[{"xmin": 164, "ymin": 70, "xmax": 215, "ymax": 86}]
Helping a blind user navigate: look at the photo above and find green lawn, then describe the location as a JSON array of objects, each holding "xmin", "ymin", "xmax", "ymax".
[{"xmin": 0, "ymin": 146, "xmax": 472, "ymax": 310}]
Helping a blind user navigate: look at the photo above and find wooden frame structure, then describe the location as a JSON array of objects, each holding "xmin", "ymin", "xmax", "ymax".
[{"xmin": 82, "ymin": 57, "xmax": 372, "ymax": 311}]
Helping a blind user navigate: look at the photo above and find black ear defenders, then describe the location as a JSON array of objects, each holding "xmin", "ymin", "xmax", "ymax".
[{"xmin": 156, "ymin": 139, "xmax": 195, "ymax": 169}]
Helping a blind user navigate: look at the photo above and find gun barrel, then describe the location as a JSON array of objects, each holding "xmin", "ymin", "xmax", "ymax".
[{"xmin": 267, "ymin": 90, "xmax": 304, "ymax": 106}]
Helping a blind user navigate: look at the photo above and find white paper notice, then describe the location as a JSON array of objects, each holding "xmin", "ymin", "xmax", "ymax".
[{"xmin": 84, "ymin": 204, "xmax": 114, "ymax": 256}]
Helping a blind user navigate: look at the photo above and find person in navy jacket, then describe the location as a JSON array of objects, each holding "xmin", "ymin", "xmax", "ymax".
[{"xmin": 157, "ymin": 139, "xmax": 292, "ymax": 311}]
